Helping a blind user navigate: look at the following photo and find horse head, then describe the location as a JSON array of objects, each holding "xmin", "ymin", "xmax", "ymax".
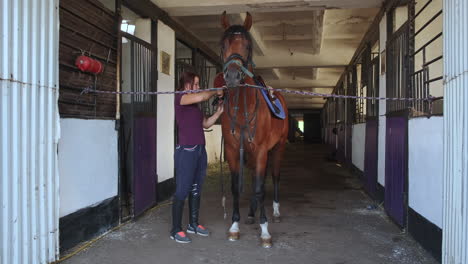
[{"xmin": 220, "ymin": 11, "xmax": 253, "ymax": 88}]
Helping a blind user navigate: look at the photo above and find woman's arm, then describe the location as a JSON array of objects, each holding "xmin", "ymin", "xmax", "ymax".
[
  {"xmin": 180, "ymin": 89, "xmax": 223, "ymax": 105},
  {"xmin": 203, "ymin": 104, "xmax": 224, "ymax": 129}
]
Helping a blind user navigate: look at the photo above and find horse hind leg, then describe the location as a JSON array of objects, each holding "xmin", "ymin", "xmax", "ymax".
[{"xmin": 272, "ymin": 172, "xmax": 281, "ymax": 223}]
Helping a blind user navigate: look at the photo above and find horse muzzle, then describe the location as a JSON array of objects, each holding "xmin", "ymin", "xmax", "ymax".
[{"xmin": 223, "ymin": 64, "xmax": 243, "ymax": 88}]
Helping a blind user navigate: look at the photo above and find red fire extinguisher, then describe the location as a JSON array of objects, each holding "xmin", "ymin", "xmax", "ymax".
[{"xmin": 75, "ymin": 55, "xmax": 103, "ymax": 74}]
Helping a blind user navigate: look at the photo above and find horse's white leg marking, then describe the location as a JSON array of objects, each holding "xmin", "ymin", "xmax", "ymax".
[
  {"xmin": 230, "ymin": 222, "xmax": 239, "ymax": 233},
  {"xmin": 273, "ymin": 202, "xmax": 280, "ymax": 217},
  {"xmin": 260, "ymin": 222, "xmax": 271, "ymax": 239}
]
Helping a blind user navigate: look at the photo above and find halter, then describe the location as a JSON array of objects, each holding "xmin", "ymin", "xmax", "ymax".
[{"xmin": 223, "ymin": 53, "xmax": 254, "ymax": 79}]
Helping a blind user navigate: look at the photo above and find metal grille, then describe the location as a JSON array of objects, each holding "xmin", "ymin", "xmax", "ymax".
[
  {"xmin": 367, "ymin": 54, "xmax": 380, "ymax": 118},
  {"xmin": 126, "ymin": 34, "xmax": 156, "ymax": 113},
  {"xmin": 175, "ymin": 58, "xmax": 195, "ymax": 88},
  {"xmin": 194, "ymin": 52, "xmax": 220, "ymax": 116},
  {"xmin": 336, "ymin": 82, "xmax": 345, "ymax": 123},
  {"xmin": 387, "ymin": 21, "xmax": 410, "ymax": 113},
  {"xmin": 347, "ymin": 69, "xmax": 357, "ymax": 124},
  {"xmin": 409, "ymin": 0, "xmax": 443, "ymax": 116},
  {"xmin": 355, "ymin": 63, "xmax": 366, "ymax": 123}
]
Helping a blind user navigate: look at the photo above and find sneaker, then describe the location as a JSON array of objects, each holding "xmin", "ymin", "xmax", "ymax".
[
  {"xmin": 187, "ymin": 224, "xmax": 209, "ymax": 236},
  {"xmin": 170, "ymin": 231, "xmax": 191, "ymax": 243}
]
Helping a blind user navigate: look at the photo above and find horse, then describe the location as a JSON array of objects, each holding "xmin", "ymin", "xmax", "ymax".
[{"xmin": 213, "ymin": 11, "xmax": 289, "ymax": 248}]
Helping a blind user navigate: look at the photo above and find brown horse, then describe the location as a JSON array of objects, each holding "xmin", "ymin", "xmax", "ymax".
[{"xmin": 214, "ymin": 12, "xmax": 289, "ymax": 248}]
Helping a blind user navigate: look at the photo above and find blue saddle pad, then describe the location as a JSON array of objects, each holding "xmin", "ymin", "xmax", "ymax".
[{"xmin": 254, "ymin": 78, "xmax": 286, "ymax": 120}]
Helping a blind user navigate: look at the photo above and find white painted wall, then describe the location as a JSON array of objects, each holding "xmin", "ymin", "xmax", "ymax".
[
  {"xmin": 205, "ymin": 125, "xmax": 223, "ymax": 163},
  {"xmin": 58, "ymin": 119, "xmax": 118, "ymax": 217},
  {"xmin": 394, "ymin": 6, "xmax": 408, "ymax": 31},
  {"xmin": 121, "ymin": 40, "xmax": 132, "ymax": 104},
  {"xmin": 135, "ymin": 18, "xmax": 152, "ymax": 44},
  {"xmin": 157, "ymin": 20, "xmax": 175, "ymax": 182},
  {"xmin": 352, "ymin": 124, "xmax": 366, "ymax": 171},
  {"xmin": 408, "ymin": 117, "xmax": 443, "ymax": 228},
  {"xmin": 377, "ymin": 13, "xmax": 387, "ymax": 186}
]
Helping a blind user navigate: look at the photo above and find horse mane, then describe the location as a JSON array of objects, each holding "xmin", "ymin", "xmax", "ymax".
[{"xmin": 220, "ymin": 25, "xmax": 253, "ymax": 65}]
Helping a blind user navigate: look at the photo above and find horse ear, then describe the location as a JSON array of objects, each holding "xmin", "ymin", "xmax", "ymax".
[
  {"xmin": 243, "ymin": 12, "xmax": 252, "ymax": 31},
  {"xmin": 221, "ymin": 11, "xmax": 230, "ymax": 30}
]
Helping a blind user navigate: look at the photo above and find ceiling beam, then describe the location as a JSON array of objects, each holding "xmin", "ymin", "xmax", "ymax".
[
  {"xmin": 272, "ymin": 68, "xmax": 282, "ymax": 80},
  {"xmin": 282, "ymin": 86, "xmax": 335, "ymax": 89},
  {"xmin": 285, "ymin": 97, "xmax": 327, "ymax": 101},
  {"xmin": 183, "ymin": 19, "xmax": 322, "ymax": 29},
  {"xmin": 256, "ymin": 65, "xmax": 347, "ymax": 70},
  {"xmin": 288, "ymin": 103, "xmax": 324, "ymax": 106},
  {"xmin": 289, "ymin": 108, "xmax": 323, "ymax": 113},
  {"xmin": 288, "ymin": 104, "xmax": 324, "ymax": 109},
  {"xmin": 154, "ymin": 0, "xmax": 384, "ymax": 16},
  {"xmin": 288, "ymin": 102, "xmax": 325, "ymax": 105},
  {"xmin": 161, "ymin": 5, "xmax": 327, "ymax": 17}
]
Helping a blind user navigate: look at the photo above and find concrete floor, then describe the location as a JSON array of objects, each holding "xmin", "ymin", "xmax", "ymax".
[{"xmin": 63, "ymin": 143, "xmax": 438, "ymax": 264}]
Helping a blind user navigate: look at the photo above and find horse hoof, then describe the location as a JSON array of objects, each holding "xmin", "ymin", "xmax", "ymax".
[
  {"xmin": 273, "ymin": 216, "xmax": 281, "ymax": 223},
  {"xmin": 261, "ymin": 237, "xmax": 272, "ymax": 248},
  {"xmin": 245, "ymin": 217, "xmax": 255, "ymax": 225},
  {"xmin": 228, "ymin": 232, "xmax": 240, "ymax": 241}
]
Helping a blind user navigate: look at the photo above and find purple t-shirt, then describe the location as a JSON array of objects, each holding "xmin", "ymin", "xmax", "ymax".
[{"xmin": 175, "ymin": 94, "xmax": 205, "ymax": 145}]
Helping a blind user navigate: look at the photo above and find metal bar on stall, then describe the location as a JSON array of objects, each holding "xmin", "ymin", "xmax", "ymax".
[
  {"xmin": 412, "ymin": 32, "xmax": 443, "ymax": 56},
  {"xmin": 414, "ymin": 10, "xmax": 442, "ymax": 37},
  {"xmin": 425, "ymin": 76, "xmax": 443, "ymax": 84},
  {"xmin": 423, "ymin": 55, "xmax": 443, "ymax": 67},
  {"xmin": 411, "ymin": 0, "xmax": 433, "ymax": 22}
]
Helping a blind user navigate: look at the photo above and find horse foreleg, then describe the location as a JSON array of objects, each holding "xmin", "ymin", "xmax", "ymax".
[
  {"xmin": 271, "ymin": 140, "xmax": 286, "ymax": 223},
  {"xmin": 245, "ymin": 174, "xmax": 257, "ymax": 225},
  {"xmin": 228, "ymin": 171, "xmax": 241, "ymax": 241},
  {"xmin": 225, "ymin": 145, "xmax": 241, "ymax": 241},
  {"xmin": 254, "ymin": 149, "xmax": 271, "ymax": 248}
]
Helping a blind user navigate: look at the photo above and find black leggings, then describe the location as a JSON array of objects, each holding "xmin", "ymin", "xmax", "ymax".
[{"xmin": 174, "ymin": 145, "xmax": 207, "ymax": 201}]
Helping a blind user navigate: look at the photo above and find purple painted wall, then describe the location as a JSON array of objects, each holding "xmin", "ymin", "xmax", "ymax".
[
  {"xmin": 337, "ymin": 124, "xmax": 346, "ymax": 163},
  {"xmin": 364, "ymin": 120, "xmax": 379, "ymax": 198},
  {"xmin": 385, "ymin": 116, "xmax": 407, "ymax": 227},
  {"xmin": 133, "ymin": 117, "xmax": 157, "ymax": 216},
  {"xmin": 346, "ymin": 125, "xmax": 353, "ymax": 165}
]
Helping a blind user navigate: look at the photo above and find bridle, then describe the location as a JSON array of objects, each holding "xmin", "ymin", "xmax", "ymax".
[{"xmin": 221, "ymin": 29, "xmax": 260, "ymax": 193}]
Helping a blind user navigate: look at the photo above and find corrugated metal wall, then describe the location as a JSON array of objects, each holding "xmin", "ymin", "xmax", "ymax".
[
  {"xmin": 0, "ymin": 0, "xmax": 60, "ymax": 263},
  {"xmin": 443, "ymin": 0, "xmax": 468, "ymax": 263}
]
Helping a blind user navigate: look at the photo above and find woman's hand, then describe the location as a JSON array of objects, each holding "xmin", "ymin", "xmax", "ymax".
[
  {"xmin": 216, "ymin": 87, "xmax": 224, "ymax": 97},
  {"xmin": 203, "ymin": 103, "xmax": 224, "ymax": 129},
  {"xmin": 216, "ymin": 103, "xmax": 224, "ymax": 116}
]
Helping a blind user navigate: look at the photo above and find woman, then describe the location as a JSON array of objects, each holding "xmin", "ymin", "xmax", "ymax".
[{"xmin": 171, "ymin": 71, "xmax": 224, "ymax": 243}]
